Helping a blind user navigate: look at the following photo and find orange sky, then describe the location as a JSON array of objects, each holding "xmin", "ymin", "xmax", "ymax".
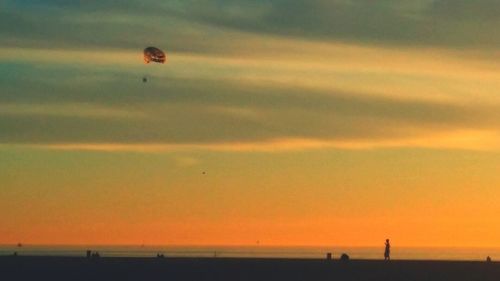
[
  {"xmin": 2, "ymin": 0, "xmax": 500, "ymax": 248},
  {"xmin": 1, "ymin": 147, "xmax": 499, "ymax": 247}
]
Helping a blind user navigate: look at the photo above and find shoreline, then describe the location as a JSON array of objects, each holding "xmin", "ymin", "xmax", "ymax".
[{"xmin": 1, "ymin": 245, "xmax": 498, "ymax": 261}]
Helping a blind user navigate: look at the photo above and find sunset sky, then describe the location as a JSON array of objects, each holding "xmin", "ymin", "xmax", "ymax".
[{"xmin": 1, "ymin": 0, "xmax": 500, "ymax": 247}]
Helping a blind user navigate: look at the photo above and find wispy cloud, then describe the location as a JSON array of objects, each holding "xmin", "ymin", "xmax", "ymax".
[
  {"xmin": 0, "ymin": 103, "xmax": 144, "ymax": 119},
  {"xmin": 22, "ymin": 129, "xmax": 500, "ymax": 152},
  {"xmin": 174, "ymin": 156, "xmax": 200, "ymax": 167}
]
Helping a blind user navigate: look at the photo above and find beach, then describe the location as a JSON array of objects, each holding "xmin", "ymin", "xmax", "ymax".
[{"xmin": 1, "ymin": 256, "xmax": 498, "ymax": 281}]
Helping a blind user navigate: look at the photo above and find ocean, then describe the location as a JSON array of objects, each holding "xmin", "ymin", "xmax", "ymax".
[{"xmin": 0, "ymin": 245, "xmax": 498, "ymax": 261}]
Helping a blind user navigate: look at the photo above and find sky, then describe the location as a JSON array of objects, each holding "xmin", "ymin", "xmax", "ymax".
[{"xmin": 1, "ymin": 0, "xmax": 500, "ymax": 247}]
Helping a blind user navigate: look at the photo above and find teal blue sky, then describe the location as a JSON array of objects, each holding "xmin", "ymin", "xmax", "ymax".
[{"xmin": 5, "ymin": 1, "xmax": 500, "ymax": 49}]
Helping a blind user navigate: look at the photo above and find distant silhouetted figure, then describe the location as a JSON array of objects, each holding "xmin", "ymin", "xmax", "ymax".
[
  {"xmin": 13, "ymin": 252, "xmax": 18, "ymax": 257},
  {"xmin": 340, "ymin": 253, "xmax": 350, "ymax": 262},
  {"xmin": 486, "ymin": 256, "xmax": 492, "ymax": 262},
  {"xmin": 86, "ymin": 250, "xmax": 91, "ymax": 259},
  {"xmin": 326, "ymin": 253, "xmax": 332, "ymax": 260},
  {"xmin": 384, "ymin": 239, "xmax": 391, "ymax": 261}
]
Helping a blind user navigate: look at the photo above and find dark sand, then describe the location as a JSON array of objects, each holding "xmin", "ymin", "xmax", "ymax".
[{"xmin": 1, "ymin": 256, "xmax": 499, "ymax": 281}]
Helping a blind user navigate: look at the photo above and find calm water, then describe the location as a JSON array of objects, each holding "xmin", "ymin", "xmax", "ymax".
[{"xmin": 0, "ymin": 245, "xmax": 498, "ymax": 261}]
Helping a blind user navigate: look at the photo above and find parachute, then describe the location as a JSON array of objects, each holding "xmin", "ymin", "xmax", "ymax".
[
  {"xmin": 142, "ymin": 47, "xmax": 166, "ymax": 83},
  {"xmin": 143, "ymin": 47, "xmax": 166, "ymax": 64}
]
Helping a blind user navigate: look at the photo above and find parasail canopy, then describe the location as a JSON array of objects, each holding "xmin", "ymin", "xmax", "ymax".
[{"xmin": 143, "ymin": 47, "xmax": 166, "ymax": 64}]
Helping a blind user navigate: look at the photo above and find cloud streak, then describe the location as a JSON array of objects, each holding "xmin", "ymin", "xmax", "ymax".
[{"xmin": 19, "ymin": 129, "xmax": 500, "ymax": 152}]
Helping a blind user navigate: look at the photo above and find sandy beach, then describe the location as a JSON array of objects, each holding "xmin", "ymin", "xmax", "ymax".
[{"xmin": 1, "ymin": 256, "xmax": 498, "ymax": 281}]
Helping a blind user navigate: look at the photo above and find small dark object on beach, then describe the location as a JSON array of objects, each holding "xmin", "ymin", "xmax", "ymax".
[
  {"xmin": 486, "ymin": 256, "xmax": 492, "ymax": 262},
  {"xmin": 12, "ymin": 252, "xmax": 18, "ymax": 257},
  {"xmin": 142, "ymin": 77, "xmax": 147, "ymax": 83},
  {"xmin": 86, "ymin": 250, "xmax": 91, "ymax": 259},
  {"xmin": 326, "ymin": 253, "xmax": 332, "ymax": 260},
  {"xmin": 91, "ymin": 251, "xmax": 101, "ymax": 259},
  {"xmin": 340, "ymin": 253, "xmax": 350, "ymax": 262},
  {"xmin": 157, "ymin": 253, "xmax": 165, "ymax": 258}
]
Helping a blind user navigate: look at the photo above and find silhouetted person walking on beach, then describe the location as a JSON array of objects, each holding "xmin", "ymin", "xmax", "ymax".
[{"xmin": 384, "ymin": 239, "xmax": 391, "ymax": 261}]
